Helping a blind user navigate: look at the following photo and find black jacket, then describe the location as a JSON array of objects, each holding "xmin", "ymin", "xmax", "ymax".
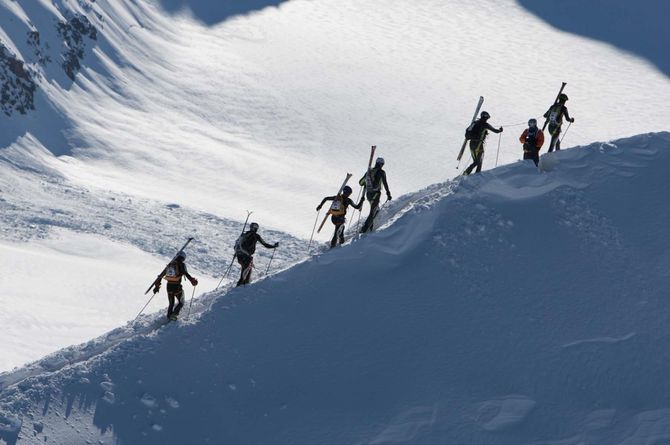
[
  {"xmin": 359, "ymin": 167, "xmax": 390, "ymax": 195},
  {"xmin": 157, "ymin": 259, "xmax": 195, "ymax": 286},
  {"xmin": 470, "ymin": 119, "xmax": 502, "ymax": 142},
  {"xmin": 544, "ymin": 104, "xmax": 572, "ymax": 127},
  {"xmin": 318, "ymin": 195, "xmax": 364, "ymax": 216},
  {"xmin": 236, "ymin": 231, "xmax": 275, "ymax": 256}
]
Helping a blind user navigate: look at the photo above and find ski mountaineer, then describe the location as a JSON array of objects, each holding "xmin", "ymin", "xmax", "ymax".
[
  {"xmin": 543, "ymin": 93, "xmax": 574, "ymax": 152},
  {"xmin": 519, "ymin": 118, "xmax": 545, "ymax": 167},
  {"xmin": 358, "ymin": 157, "xmax": 392, "ymax": 233},
  {"xmin": 152, "ymin": 251, "xmax": 198, "ymax": 320},
  {"xmin": 316, "ymin": 185, "xmax": 364, "ymax": 248},
  {"xmin": 463, "ymin": 111, "xmax": 503, "ymax": 175},
  {"xmin": 234, "ymin": 222, "xmax": 279, "ymax": 286}
]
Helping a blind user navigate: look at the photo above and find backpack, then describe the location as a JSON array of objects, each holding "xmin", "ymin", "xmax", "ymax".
[
  {"xmin": 548, "ymin": 105, "xmax": 564, "ymax": 126},
  {"xmin": 234, "ymin": 231, "xmax": 255, "ymax": 255},
  {"xmin": 365, "ymin": 169, "xmax": 380, "ymax": 192},
  {"xmin": 465, "ymin": 120, "xmax": 483, "ymax": 140},
  {"xmin": 165, "ymin": 261, "xmax": 181, "ymax": 282},
  {"xmin": 329, "ymin": 196, "xmax": 346, "ymax": 216},
  {"xmin": 524, "ymin": 127, "xmax": 539, "ymax": 151}
]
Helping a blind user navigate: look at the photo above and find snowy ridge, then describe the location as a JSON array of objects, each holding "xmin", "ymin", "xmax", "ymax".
[{"xmin": 2, "ymin": 134, "xmax": 670, "ymax": 444}]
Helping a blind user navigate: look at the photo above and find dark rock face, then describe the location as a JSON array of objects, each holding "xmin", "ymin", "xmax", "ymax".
[
  {"xmin": 57, "ymin": 14, "xmax": 97, "ymax": 81},
  {"xmin": 1, "ymin": 10, "xmax": 98, "ymax": 116},
  {"xmin": 0, "ymin": 45, "xmax": 37, "ymax": 116}
]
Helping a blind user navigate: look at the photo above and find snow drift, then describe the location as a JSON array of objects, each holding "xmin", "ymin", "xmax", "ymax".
[{"xmin": 1, "ymin": 133, "xmax": 670, "ymax": 444}]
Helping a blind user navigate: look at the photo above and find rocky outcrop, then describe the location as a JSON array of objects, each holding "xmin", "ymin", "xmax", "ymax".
[
  {"xmin": 0, "ymin": 44, "xmax": 37, "ymax": 116},
  {"xmin": 1, "ymin": 10, "xmax": 98, "ymax": 116},
  {"xmin": 56, "ymin": 14, "xmax": 97, "ymax": 81}
]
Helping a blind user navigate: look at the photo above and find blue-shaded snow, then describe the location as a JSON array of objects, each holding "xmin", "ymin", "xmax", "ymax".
[
  {"xmin": 2, "ymin": 132, "xmax": 670, "ymax": 444},
  {"xmin": 518, "ymin": 0, "xmax": 670, "ymax": 78},
  {"xmin": 156, "ymin": 0, "xmax": 289, "ymax": 26}
]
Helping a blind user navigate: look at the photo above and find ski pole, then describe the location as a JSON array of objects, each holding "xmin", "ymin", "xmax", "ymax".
[
  {"xmin": 265, "ymin": 247, "xmax": 277, "ymax": 276},
  {"xmin": 351, "ymin": 186, "xmax": 364, "ymax": 232},
  {"xmin": 559, "ymin": 122, "xmax": 572, "ymax": 144},
  {"xmin": 495, "ymin": 131, "xmax": 502, "ymax": 167},
  {"xmin": 355, "ymin": 189, "xmax": 366, "ymax": 232},
  {"xmin": 307, "ymin": 209, "xmax": 321, "ymax": 252},
  {"xmin": 216, "ymin": 254, "xmax": 236, "ymax": 290},
  {"xmin": 186, "ymin": 285, "xmax": 197, "ymax": 319},
  {"xmin": 135, "ymin": 291, "xmax": 158, "ymax": 321}
]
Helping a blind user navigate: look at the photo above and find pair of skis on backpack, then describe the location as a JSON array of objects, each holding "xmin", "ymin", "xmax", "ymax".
[
  {"xmin": 309, "ymin": 145, "xmax": 382, "ymax": 250},
  {"xmin": 456, "ymin": 82, "xmax": 569, "ymax": 171}
]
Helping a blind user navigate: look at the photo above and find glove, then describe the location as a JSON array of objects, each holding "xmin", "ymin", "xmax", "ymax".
[
  {"xmin": 153, "ymin": 284, "xmax": 160, "ymax": 294},
  {"xmin": 274, "ymin": 242, "xmax": 279, "ymax": 248},
  {"xmin": 569, "ymin": 117, "xmax": 575, "ymax": 123},
  {"xmin": 316, "ymin": 204, "xmax": 322, "ymax": 211},
  {"xmin": 190, "ymin": 278, "xmax": 198, "ymax": 286},
  {"xmin": 386, "ymin": 194, "xmax": 392, "ymax": 201},
  {"xmin": 499, "ymin": 126, "xmax": 504, "ymax": 132}
]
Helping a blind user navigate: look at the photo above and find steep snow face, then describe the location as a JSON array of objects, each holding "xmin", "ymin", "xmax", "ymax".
[
  {"xmin": 1, "ymin": 0, "xmax": 669, "ymax": 389},
  {"xmin": 518, "ymin": 0, "xmax": 670, "ymax": 78},
  {"xmin": 1, "ymin": 133, "xmax": 669, "ymax": 444},
  {"xmin": 1, "ymin": 0, "xmax": 670, "ymax": 236}
]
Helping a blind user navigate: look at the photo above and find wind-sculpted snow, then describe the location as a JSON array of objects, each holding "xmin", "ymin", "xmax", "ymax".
[{"xmin": 2, "ymin": 133, "xmax": 670, "ymax": 444}]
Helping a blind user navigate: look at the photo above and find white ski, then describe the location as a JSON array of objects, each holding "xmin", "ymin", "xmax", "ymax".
[{"xmin": 457, "ymin": 96, "xmax": 484, "ymax": 162}]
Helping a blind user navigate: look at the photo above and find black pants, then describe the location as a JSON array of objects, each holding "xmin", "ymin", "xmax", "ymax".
[
  {"xmin": 166, "ymin": 284, "xmax": 184, "ymax": 318},
  {"xmin": 236, "ymin": 254, "xmax": 253, "ymax": 286},
  {"xmin": 464, "ymin": 140, "xmax": 484, "ymax": 175},
  {"xmin": 548, "ymin": 124, "xmax": 562, "ymax": 152},
  {"xmin": 330, "ymin": 215, "xmax": 346, "ymax": 247},
  {"xmin": 361, "ymin": 192, "xmax": 381, "ymax": 233},
  {"xmin": 523, "ymin": 150, "xmax": 539, "ymax": 166}
]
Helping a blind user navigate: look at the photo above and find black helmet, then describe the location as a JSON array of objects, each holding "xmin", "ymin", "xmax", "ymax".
[
  {"xmin": 249, "ymin": 222, "xmax": 259, "ymax": 232},
  {"xmin": 342, "ymin": 185, "xmax": 352, "ymax": 196},
  {"xmin": 559, "ymin": 93, "xmax": 568, "ymax": 102},
  {"xmin": 176, "ymin": 251, "xmax": 186, "ymax": 261},
  {"xmin": 480, "ymin": 111, "xmax": 490, "ymax": 120},
  {"xmin": 375, "ymin": 157, "xmax": 385, "ymax": 166},
  {"xmin": 528, "ymin": 118, "xmax": 537, "ymax": 127}
]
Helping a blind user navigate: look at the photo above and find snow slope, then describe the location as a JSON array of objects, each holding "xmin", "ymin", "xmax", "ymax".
[
  {"xmin": 2, "ymin": 0, "xmax": 670, "ymax": 376},
  {"xmin": 1, "ymin": 133, "xmax": 670, "ymax": 444}
]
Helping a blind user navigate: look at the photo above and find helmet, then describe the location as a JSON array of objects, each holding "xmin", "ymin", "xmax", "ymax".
[
  {"xmin": 342, "ymin": 185, "xmax": 352, "ymax": 196},
  {"xmin": 176, "ymin": 251, "xmax": 186, "ymax": 261},
  {"xmin": 249, "ymin": 222, "xmax": 259, "ymax": 232},
  {"xmin": 375, "ymin": 157, "xmax": 385, "ymax": 166},
  {"xmin": 558, "ymin": 93, "xmax": 568, "ymax": 102},
  {"xmin": 528, "ymin": 118, "xmax": 537, "ymax": 127},
  {"xmin": 480, "ymin": 111, "xmax": 490, "ymax": 120}
]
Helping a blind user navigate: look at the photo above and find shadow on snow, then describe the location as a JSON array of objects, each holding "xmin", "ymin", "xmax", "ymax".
[
  {"xmin": 517, "ymin": 0, "xmax": 670, "ymax": 79},
  {"xmin": 156, "ymin": 0, "xmax": 290, "ymax": 26}
]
